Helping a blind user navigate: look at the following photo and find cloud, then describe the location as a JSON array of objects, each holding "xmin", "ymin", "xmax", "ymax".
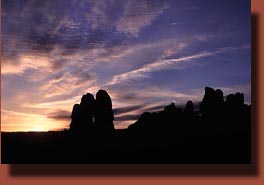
[
  {"xmin": 1, "ymin": 54, "xmax": 52, "ymax": 75},
  {"xmin": 2, "ymin": 42, "xmax": 101, "ymax": 99},
  {"xmin": 114, "ymin": 120, "xmax": 134, "ymax": 129},
  {"xmin": 22, "ymin": 96, "xmax": 81, "ymax": 109},
  {"xmin": 113, "ymin": 105, "xmax": 145, "ymax": 115},
  {"xmin": 115, "ymin": 114, "xmax": 140, "ymax": 121},
  {"xmin": 18, "ymin": 37, "xmax": 186, "ymax": 95},
  {"xmin": 116, "ymin": 0, "xmax": 169, "ymax": 37},
  {"xmin": 1, "ymin": 108, "xmax": 46, "ymax": 118},
  {"xmin": 108, "ymin": 51, "xmax": 214, "ymax": 85},
  {"xmin": 109, "ymin": 85, "xmax": 202, "ymax": 108},
  {"xmin": 113, "ymin": 104, "xmax": 167, "ymax": 123},
  {"xmin": 108, "ymin": 44, "xmax": 249, "ymax": 85},
  {"xmin": 38, "ymin": 70, "xmax": 96, "ymax": 98},
  {"xmin": 86, "ymin": 0, "xmax": 113, "ymax": 30},
  {"xmin": 48, "ymin": 110, "xmax": 71, "ymax": 121},
  {"xmin": 142, "ymin": 104, "xmax": 166, "ymax": 112},
  {"xmin": 2, "ymin": 0, "xmax": 126, "ymax": 63},
  {"xmin": 109, "ymin": 84, "xmax": 204, "ymax": 129}
]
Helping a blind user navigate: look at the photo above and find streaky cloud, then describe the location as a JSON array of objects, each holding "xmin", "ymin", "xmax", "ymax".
[
  {"xmin": 108, "ymin": 44, "xmax": 250, "ymax": 86},
  {"xmin": 116, "ymin": 0, "xmax": 169, "ymax": 37},
  {"xmin": 48, "ymin": 110, "xmax": 71, "ymax": 121},
  {"xmin": 115, "ymin": 114, "xmax": 140, "ymax": 121},
  {"xmin": 113, "ymin": 105, "xmax": 145, "ymax": 115}
]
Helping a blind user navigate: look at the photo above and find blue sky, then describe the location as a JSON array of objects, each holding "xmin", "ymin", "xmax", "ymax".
[{"xmin": 1, "ymin": 0, "xmax": 251, "ymax": 131}]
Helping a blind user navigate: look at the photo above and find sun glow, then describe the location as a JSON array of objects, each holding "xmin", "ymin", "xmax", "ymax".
[
  {"xmin": 27, "ymin": 119, "xmax": 68, "ymax": 132},
  {"xmin": 31, "ymin": 124, "xmax": 49, "ymax": 132},
  {"xmin": 1, "ymin": 109, "xmax": 69, "ymax": 132}
]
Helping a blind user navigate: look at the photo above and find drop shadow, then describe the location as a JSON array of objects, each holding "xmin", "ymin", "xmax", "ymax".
[
  {"xmin": 8, "ymin": 164, "xmax": 257, "ymax": 177},
  {"xmin": 8, "ymin": 14, "xmax": 259, "ymax": 177}
]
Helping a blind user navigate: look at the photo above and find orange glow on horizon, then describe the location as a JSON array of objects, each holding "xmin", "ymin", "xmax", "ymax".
[{"xmin": 1, "ymin": 109, "xmax": 69, "ymax": 132}]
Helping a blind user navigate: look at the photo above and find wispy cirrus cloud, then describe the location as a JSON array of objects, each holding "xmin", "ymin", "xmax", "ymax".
[
  {"xmin": 116, "ymin": 0, "xmax": 169, "ymax": 37},
  {"xmin": 113, "ymin": 105, "xmax": 145, "ymax": 116},
  {"xmin": 48, "ymin": 110, "xmax": 71, "ymax": 121},
  {"xmin": 1, "ymin": 108, "xmax": 46, "ymax": 118},
  {"xmin": 1, "ymin": 54, "xmax": 52, "ymax": 75},
  {"xmin": 38, "ymin": 71, "xmax": 95, "ymax": 98},
  {"xmin": 115, "ymin": 114, "xmax": 140, "ymax": 121},
  {"xmin": 86, "ymin": 0, "xmax": 121, "ymax": 30},
  {"xmin": 22, "ymin": 95, "xmax": 81, "ymax": 110},
  {"xmin": 110, "ymin": 86, "xmax": 202, "ymax": 104},
  {"xmin": 113, "ymin": 104, "xmax": 167, "ymax": 125},
  {"xmin": 108, "ymin": 44, "xmax": 250, "ymax": 86}
]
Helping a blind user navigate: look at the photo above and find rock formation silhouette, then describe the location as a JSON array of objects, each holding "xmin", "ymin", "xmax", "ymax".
[
  {"xmin": 199, "ymin": 87, "xmax": 224, "ymax": 119},
  {"xmin": 95, "ymin": 90, "xmax": 115, "ymax": 132},
  {"xmin": 69, "ymin": 90, "xmax": 114, "ymax": 135},
  {"xmin": 125, "ymin": 86, "xmax": 250, "ymax": 163},
  {"xmin": 184, "ymin": 100, "xmax": 195, "ymax": 118},
  {"xmin": 67, "ymin": 87, "xmax": 250, "ymax": 154},
  {"xmin": 3, "ymin": 86, "xmax": 250, "ymax": 163},
  {"xmin": 70, "ymin": 93, "xmax": 95, "ymax": 133}
]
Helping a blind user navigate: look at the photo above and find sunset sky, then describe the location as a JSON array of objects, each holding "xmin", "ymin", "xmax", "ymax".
[{"xmin": 1, "ymin": 0, "xmax": 251, "ymax": 132}]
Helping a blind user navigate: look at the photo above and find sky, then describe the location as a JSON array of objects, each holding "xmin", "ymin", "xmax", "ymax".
[{"xmin": 1, "ymin": 0, "xmax": 251, "ymax": 132}]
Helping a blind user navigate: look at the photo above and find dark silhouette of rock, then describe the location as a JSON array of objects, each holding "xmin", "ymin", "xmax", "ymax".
[
  {"xmin": 70, "ymin": 93, "xmax": 95, "ymax": 132},
  {"xmin": 95, "ymin": 90, "xmax": 115, "ymax": 132},
  {"xmin": 215, "ymin": 89, "xmax": 224, "ymax": 104},
  {"xmin": 69, "ymin": 104, "xmax": 80, "ymax": 131},
  {"xmin": 184, "ymin": 100, "xmax": 195, "ymax": 118},
  {"xmin": 200, "ymin": 87, "xmax": 217, "ymax": 118},
  {"xmin": 69, "ymin": 90, "xmax": 114, "ymax": 136},
  {"xmin": 164, "ymin": 103, "xmax": 177, "ymax": 113},
  {"xmin": 226, "ymin": 92, "xmax": 244, "ymax": 109},
  {"xmin": 199, "ymin": 87, "xmax": 226, "ymax": 132},
  {"xmin": 4, "ymin": 86, "xmax": 250, "ymax": 163},
  {"xmin": 125, "ymin": 86, "xmax": 250, "ymax": 163},
  {"xmin": 64, "ymin": 86, "xmax": 253, "ymax": 163}
]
